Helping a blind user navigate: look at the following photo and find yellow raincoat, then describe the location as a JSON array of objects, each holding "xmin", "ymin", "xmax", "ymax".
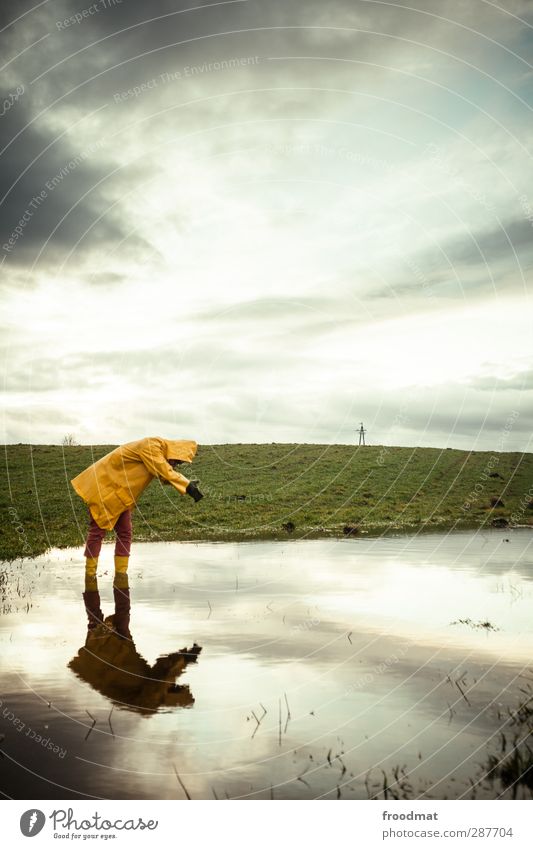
[{"xmin": 71, "ymin": 437, "xmax": 198, "ymax": 530}]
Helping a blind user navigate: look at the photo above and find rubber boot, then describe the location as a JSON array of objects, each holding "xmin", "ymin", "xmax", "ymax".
[
  {"xmin": 86, "ymin": 556, "xmax": 98, "ymax": 574},
  {"xmin": 82, "ymin": 590, "xmax": 104, "ymax": 630},
  {"xmin": 112, "ymin": 580, "xmax": 131, "ymax": 640},
  {"xmin": 114, "ymin": 555, "xmax": 129, "ymax": 574},
  {"xmin": 114, "ymin": 570, "xmax": 129, "ymax": 590},
  {"xmin": 85, "ymin": 557, "xmax": 98, "ymax": 592}
]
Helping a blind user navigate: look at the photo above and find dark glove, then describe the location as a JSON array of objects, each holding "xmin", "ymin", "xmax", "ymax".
[{"xmin": 186, "ymin": 480, "xmax": 204, "ymax": 502}]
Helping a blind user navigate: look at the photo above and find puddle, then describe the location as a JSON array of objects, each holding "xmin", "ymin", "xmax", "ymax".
[{"xmin": 1, "ymin": 529, "xmax": 532, "ymax": 799}]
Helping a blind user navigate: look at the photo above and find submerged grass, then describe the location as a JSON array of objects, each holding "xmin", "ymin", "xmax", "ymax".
[{"xmin": 0, "ymin": 442, "xmax": 532, "ymax": 560}]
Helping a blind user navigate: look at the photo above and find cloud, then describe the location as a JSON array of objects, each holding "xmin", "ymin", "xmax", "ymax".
[
  {"xmin": 468, "ymin": 368, "xmax": 533, "ymax": 393},
  {"xmin": 1, "ymin": 0, "xmax": 532, "ymax": 448},
  {"xmin": 420, "ymin": 214, "xmax": 533, "ymax": 272},
  {"xmin": 0, "ymin": 100, "xmax": 150, "ymax": 267}
]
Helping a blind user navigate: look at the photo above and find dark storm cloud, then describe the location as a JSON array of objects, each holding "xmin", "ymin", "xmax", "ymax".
[
  {"xmin": 2, "ymin": 0, "xmax": 530, "ymax": 269},
  {"xmin": 0, "ymin": 1, "xmax": 231, "ymax": 265},
  {"xmin": 428, "ymin": 215, "xmax": 533, "ymax": 271},
  {"xmin": 0, "ymin": 0, "xmax": 37, "ymax": 31},
  {"xmin": 8, "ymin": 0, "xmax": 529, "ymax": 115},
  {"xmin": 4, "ymin": 0, "xmax": 532, "ymax": 132},
  {"xmin": 324, "ymin": 384, "xmax": 532, "ymax": 450},
  {"xmin": 0, "ymin": 3, "xmax": 247, "ymax": 267},
  {"xmin": 370, "ymin": 214, "xmax": 533, "ymax": 301},
  {"xmin": 4, "ymin": 0, "xmax": 262, "ymax": 108},
  {"xmin": 469, "ymin": 370, "xmax": 533, "ymax": 393},
  {"xmin": 0, "ymin": 102, "xmax": 133, "ymax": 265}
]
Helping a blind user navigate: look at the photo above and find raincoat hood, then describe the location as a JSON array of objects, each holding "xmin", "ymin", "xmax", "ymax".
[{"xmin": 163, "ymin": 439, "xmax": 198, "ymax": 463}]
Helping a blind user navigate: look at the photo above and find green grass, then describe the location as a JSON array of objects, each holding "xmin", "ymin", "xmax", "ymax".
[{"xmin": 0, "ymin": 442, "xmax": 532, "ymax": 560}]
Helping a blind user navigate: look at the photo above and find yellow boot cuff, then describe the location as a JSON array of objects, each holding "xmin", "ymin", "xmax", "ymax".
[
  {"xmin": 113, "ymin": 572, "xmax": 129, "ymax": 590},
  {"xmin": 114, "ymin": 555, "xmax": 129, "ymax": 574},
  {"xmin": 85, "ymin": 557, "xmax": 98, "ymax": 577}
]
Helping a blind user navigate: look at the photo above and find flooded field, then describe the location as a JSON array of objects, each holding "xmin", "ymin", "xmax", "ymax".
[{"xmin": 1, "ymin": 530, "xmax": 532, "ymax": 800}]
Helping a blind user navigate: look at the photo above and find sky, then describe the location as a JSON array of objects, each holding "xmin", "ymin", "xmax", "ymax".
[{"xmin": 1, "ymin": 0, "xmax": 532, "ymax": 450}]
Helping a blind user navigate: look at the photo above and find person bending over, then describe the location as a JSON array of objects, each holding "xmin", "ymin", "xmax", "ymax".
[{"xmin": 71, "ymin": 436, "xmax": 204, "ymax": 584}]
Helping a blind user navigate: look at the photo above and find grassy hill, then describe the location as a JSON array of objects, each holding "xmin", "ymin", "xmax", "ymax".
[{"xmin": 1, "ymin": 442, "xmax": 531, "ymax": 560}]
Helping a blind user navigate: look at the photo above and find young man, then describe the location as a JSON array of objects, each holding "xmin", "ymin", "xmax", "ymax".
[{"xmin": 71, "ymin": 436, "xmax": 204, "ymax": 583}]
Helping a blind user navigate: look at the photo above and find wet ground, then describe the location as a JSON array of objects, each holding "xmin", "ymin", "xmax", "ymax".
[{"xmin": 1, "ymin": 530, "xmax": 532, "ymax": 800}]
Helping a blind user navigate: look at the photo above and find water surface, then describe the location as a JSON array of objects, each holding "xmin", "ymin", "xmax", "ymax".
[{"xmin": 1, "ymin": 530, "xmax": 532, "ymax": 799}]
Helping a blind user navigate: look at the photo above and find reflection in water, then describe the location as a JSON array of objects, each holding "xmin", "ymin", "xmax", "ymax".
[
  {"xmin": 1, "ymin": 532, "xmax": 533, "ymax": 799},
  {"xmin": 68, "ymin": 576, "xmax": 202, "ymax": 715}
]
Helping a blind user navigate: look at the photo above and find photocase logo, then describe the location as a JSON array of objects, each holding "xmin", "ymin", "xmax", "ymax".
[{"xmin": 20, "ymin": 810, "xmax": 46, "ymax": 837}]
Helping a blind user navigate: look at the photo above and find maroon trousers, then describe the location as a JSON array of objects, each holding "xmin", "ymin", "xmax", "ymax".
[{"xmin": 84, "ymin": 509, "xmax": 132, "ymax": 558}]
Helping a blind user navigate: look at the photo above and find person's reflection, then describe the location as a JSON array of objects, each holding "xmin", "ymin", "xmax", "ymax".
[{"xmin": 69, "ymin": 574, "xmax": 201, "ymax": 715}]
